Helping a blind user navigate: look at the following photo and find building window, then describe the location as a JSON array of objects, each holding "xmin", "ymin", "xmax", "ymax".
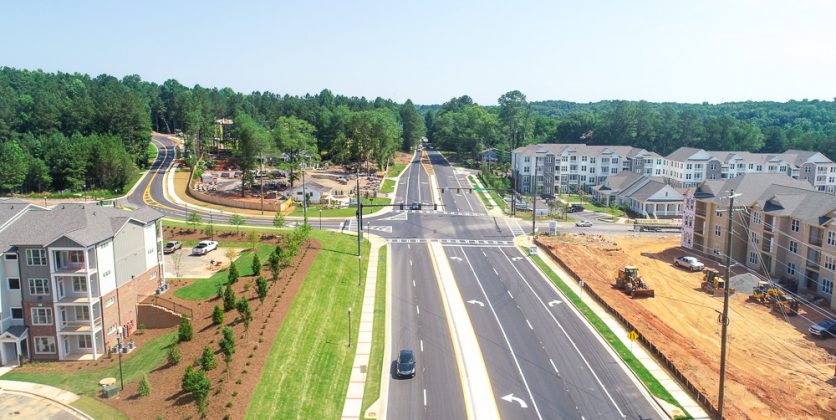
[
  {"xmin": 825, "ymin": 256, "xmax": 836, "ymax": 272},
  {"xmin": 789, "ymin": 241, "xmax": 798, "ymax": 254},
  {"xmin": 74, "ymin": 305, "xmax": 90, "ymax": 321},
  {"xmin": 748, "ymin": 252, "xmax": 758, "ymax": 265},
  {"xmin": 108, "ymin": 323, "xmax": 118, "ymax": 335},
  {"xmin": 106, "ymin": 296, "xmax": 115, "ymax": 307},
  {"xmin": 805, "ymin": 166, "xmax": 812, "ymax": 173},
  {"xmin": 28, "ymin": 278, "xmax": 50, "ymax": 295},
  {"xmin": 25, "ymin": 249, "xmax": 46, "ymax": 266},
  {"xmin": 748, "ymin": 163, "xmax": 754, "ymax": 169},
  {"xmin": 787, "ymin": 262, "xmax": 796, "ymax": 275},
  {"xmin": 524, "ymin": 156, "xmax": 530, "ymax": 162},
  {"xmin": 11, "ymin": 308, "xmax": 23, "ymax": 319},
  {"xmin": 716, "ymin": 209, "xmax": 723, "ymax": 218},
  {"xmin": 590, "ymin": 157, "xmax": 596, "ymax": 163},
  {"xmin": 828, "ymin": 231, "xmax": 836, "ymax": 246},
  {"xmin": 34, "ymin": 336, "xmax": 56, "ymax": 354},
  {"xmin": 78, "ymin": 335, "xmax": 92, "ymax": 349},
  {"xmin": 823, "ymin": 278, "xmax": 834, "ymax": 295},
  {"xmin": 4, "ymin": 253, "xmax": 17, "ymax": 260},
  {"xmin": 756, "ymin": 165, "xmax": 763, "ymax": 171},
  {"xmin": 715, "ymin": 225, "xmax": 721, "ymax": 237},
  {"xmin": 611, "ymin": 168, "xmax": 617, "ymax": 174},
  {"xmin": 8, "ymin": 278, "xmax": 20, "ymax": 290},
  {"xmin": 581, "ymin": 156, "xmax": 587, "ymax": 162},
  {"xmin": 31, "ymin": 308, "xmax": 53, "ymax": 325},
  {"xmin": 713, "ymin": 248, "xmax": 721, "ymax": 256},
  {"xmin": 753, "ymin": 212, "xmax": 762, "ymax": 224},
  {"xmin": 751, "ymin": 232, "xmax": 759, "ymax": 245},
  {"xmin": 72, "ymin": 276, "xmax": 87, "ymax": 293},
  {"xmin": 686, "ymin": 163, "xmax": 693, "ymax": 170},
  {"xmin": 791, "ymin": 219, "xmax": 800, "ymax": 232}
]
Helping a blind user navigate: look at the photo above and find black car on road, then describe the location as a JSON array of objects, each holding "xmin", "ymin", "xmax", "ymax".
[{"xmin": 396, "ymin": 350, "xmax": 416, "ymax": 378}]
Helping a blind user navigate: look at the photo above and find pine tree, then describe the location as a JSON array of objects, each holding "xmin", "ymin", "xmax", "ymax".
[
  {"xmin": 268, "ymin": 250, "xmax": 280, "ymax": 281},
  {"xmin": 167, "ymin": 345, "xmax": 182, "ymax": 365},
  {"xmin": 256, "ymin": 275, "xmax": 269, "ymax": 306},
  {"xmin": 223, "ymin": 285, "xmax": 236, "ymax": 311},
  {"xmin": 199, "ymin": 346, "xmax": 217, "ymax": 371},
  {"xmin": 251, "ymin": 254, "xmax": 261, "ymax": 276},
  {"xmin": 138, "ymin": 373, "xmax": 151, "ymax": 397},
  {"xmin": 228, "ymin": 262, "xmax": 239, "ymax": 284},
  {"xmin": 178, "ymin": 316, "xmax": 193, "ymax": 342},
  {"xmin": 212, "ymin": 305, "xmax": 224, "ymax": 325}
]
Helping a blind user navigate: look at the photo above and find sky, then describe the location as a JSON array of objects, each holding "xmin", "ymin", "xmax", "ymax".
[{"xmin": 2, "ymin": 0, "xmax": 835, "ymax": 105}]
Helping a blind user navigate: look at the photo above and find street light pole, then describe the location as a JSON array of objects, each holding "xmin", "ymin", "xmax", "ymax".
[
  {"xmin": 301, "ymin": 162, "xmax": 308, "ymax": 226},
  {"xmin": 319, "ymin": 209, "xmax": 322, "ymax": 231},
  {"xmin": 115, "ymin": 277, "xmax": 129, "ymax": 390},
  {"xmin": 718, "ymin": 189, "xmax": 739, "ymax": 419},
  {"xmin": 532, "ymin": 156, "xmax": 539, "ymax": 235},
  {"xmin": 347, "ymin": 307, "xmax": 352, "ymax": 348}
]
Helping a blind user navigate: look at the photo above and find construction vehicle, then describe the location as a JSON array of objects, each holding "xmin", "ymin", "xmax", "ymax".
[
  {"xmin": 615, "ymin": 266, "xmax": 655, "ymax": 298},
  {"xmin": 750, "ymin": 281, "xmax": 799, "ymax": 315},
  {"xmin": 701, "ymin": 268, "xmax": 735, "ymax": 297}
]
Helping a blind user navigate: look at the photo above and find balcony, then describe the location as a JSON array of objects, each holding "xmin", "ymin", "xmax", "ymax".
[
  {"xmin": 53, "ymin": 250, "xmax": 97, "ymax": 274},
  {"xmin": 57, "ymin": 295, "xmax": 96, "ymax": 304},
  {"xmin": 59, "ymin": 318, "xmax": 103, "ymax": 333},
  {"xmin": 807, "ymin": 249, "xmax": 821, "ymax": 271},
  {"xmin": 762, "ymin": 239, "xmax": 772, "ymax": 253},
  {"xmin": 810, "ymin": 229, "xmax": 823, "ymax": 247}
]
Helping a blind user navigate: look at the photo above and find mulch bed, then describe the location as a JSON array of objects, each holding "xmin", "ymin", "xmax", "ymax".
[{"xmin": 95, "ymin": 228, "xmax": 318, "ymax": 419}]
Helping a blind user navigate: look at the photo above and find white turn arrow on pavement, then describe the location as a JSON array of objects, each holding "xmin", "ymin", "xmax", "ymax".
[
  {"xmin": 450, "ymin": 256, "xmax": 463, "ymax": 261},
  {"xmin": 511, "ymin": 257, "xmax": 523, "ymax": 261},
  {"xmin": 548, "ymin": 300, "xmax": 563, "ymax": 307},
  {"xmin": 501, "ymin": 393, "xmax": 528, "ymax": 408},
  {"xmin": 466, "ymin": 299, "xmax": 485, "ymax": 307}
]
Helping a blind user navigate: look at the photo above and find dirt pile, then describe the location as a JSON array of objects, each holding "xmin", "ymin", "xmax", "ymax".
[{"xmin": 539, "ymin": 233, "xmax": 835, "ymax": 420}]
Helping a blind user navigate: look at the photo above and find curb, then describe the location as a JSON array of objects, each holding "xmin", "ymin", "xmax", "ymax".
[{"xmin": 0, "ymin": 385, "xmax": 91, "ymax": 420}]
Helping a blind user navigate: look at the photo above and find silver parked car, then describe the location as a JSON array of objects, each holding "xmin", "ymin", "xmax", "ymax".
[{"xmin": 674, "ymin": 256, "xmax": 705, "ymax": 271}]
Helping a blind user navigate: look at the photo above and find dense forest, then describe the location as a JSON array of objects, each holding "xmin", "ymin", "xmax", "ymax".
[{"xmin": 1, "ymin": 65, "xmax": 835, "ymax": 194}]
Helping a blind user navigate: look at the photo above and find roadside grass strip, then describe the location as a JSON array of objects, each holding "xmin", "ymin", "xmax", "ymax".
[
  {"xmin": 2, "ymin": 332, "xmax": 177, "ymax": 396},
  {"xmin": 477, "ymin": 174, "xmax": 507, "ymax": 212},
  {"xmin": 174, "ymin": 242, "xmax": 276, "ymax": 301},
  {"xmin": 71, "ymin": 395, "xmax": 129, "ymax": 420},
  {"xmin": 246, "ymin": 232, "xmax": 370, "ymax": 419},
  {"xmin": 288, "ymin": 197, "xmax": 392, "ymax": 217},
  {"xmin": 528, "ymin": 254, "xmax": 692, "ymax": 419},
  {"xmin": 467, "ymin": 175, "xmax": 493, "ymax": 209},
  {"xmin": 387, "ymin": 162, "xmax": 407, "ymax": 178},
  {"xmin": 361, "ymin": 246, "xmax": 387, "ymax": 419},
  {"xmin": 380, "ymin": 179, "xmax": 396, "ymax": 194}
]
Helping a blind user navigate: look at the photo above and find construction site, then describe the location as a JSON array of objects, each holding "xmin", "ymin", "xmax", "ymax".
[{"xmin": 537, "ymin": 233, "xmax": 836, "ymax": 420}]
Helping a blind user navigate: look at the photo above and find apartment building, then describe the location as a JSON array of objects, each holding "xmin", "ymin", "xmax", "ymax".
[
  {"xmin": 746, "ymin": 186, "xmax": 836, "ymax": 310},
  {"xmin": 511, "ymin": 143, "xmax": 647, "ymax": 195},
  {"xmin": 592, "ymin": 172, "xmax": 686, "ymax": 218},
  {"xmin": 0, "ymin": 202, "xmax": 165, "ymax": 365}
]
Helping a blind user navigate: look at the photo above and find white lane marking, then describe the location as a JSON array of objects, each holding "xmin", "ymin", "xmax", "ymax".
[
  {"xmin": 547, "ymin": 300, "xmax": 562, "ymax": 307},
  {"xmin": 460, "ymin": 247, "xmax": 544, "ymax": 419},
  {"xmin": 420, "ymin": 339, "xmax": 424, "ymax": 352},
  {"xmin": 482, "ymin": 250, "xmax": 487, "ymax": 257},
  {"xmin": 408, "ymin": 244, "xmax": 411, "ymax": 249},
  {"xmin": 466, "ymin": 299, "xmax": 485, "ymax": 307},
  {"xmin": 507, "ymin": 290, "xmax": 514, "ymax": 299},
  {"xmin": 413, "ymin": 279, "xmax": 416, "ymax": 287},
  {"xmin": 526, "ymin": 319, "xmax": 534, "ymax": 330},
  {"xmin": 423, "ymin": 388, "xmax": 427, "ymax": 406},
  {"xmin": 549, "ymin": 358, "xmax": 559, "ymax": 374},
  {"xmin": 410, "ymin": 259, "xmax": 413, "ymax": 266},
  {"xmin": 498, "ymin": 248, "xmax": 626, "ymax": 418},
  {"xmin": 416, "ymin": 305, "xmax": 420, "ymax": 315},
  {"xmin": 492, "ymin": 267, "xmax": 498, "ymax": 275},
  {"xmin": 450, "ymin": 256, "xmax": 463, "ymax": 262},
  {"xmin": 501, "ymin": 393, "xmax": 529, "ymax": 409}
]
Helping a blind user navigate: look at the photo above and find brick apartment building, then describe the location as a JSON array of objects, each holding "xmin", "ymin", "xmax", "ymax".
[{"xmin": 0, "ymin": 199, "xmax": 165, "ymax": 364}]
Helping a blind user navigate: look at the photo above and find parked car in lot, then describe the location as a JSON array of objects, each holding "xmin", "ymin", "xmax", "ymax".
[
  {"xmin": 163, "ymin": 241, "xmax": 181, "ymax": 254},
  {"xmin": 191, "ymin": 240, "xmax": 218, "ymax": 256},
  {"xmin": 809, "ymin": 319, "xmax": 836, "ymax": 339},
  {"xmin": 568, "ymin": 204, "xmax": 585, "ymax": 213},
  {"xmin": 396, "ymin": 349, "xmax": 416, "ymax": 378},
  {"xmin": 575, "ymin": 220, "xmax": 593, "ymax": 227},
  {"xmin": 674, "ymin": 256, "xmax": 705, "ymax": 271}
]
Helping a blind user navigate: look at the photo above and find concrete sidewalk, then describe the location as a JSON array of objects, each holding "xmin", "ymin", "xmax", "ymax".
[
  {"xmin": 0, "ymin": 379, "xmax": 90, "ymax": 419},
  {"xmin": 524, "ymin": 236, "xmax": 710, "ymax": 419},
  {"xmin": 341, "ymin": 236, "xmax": 386, "ymax": 420}
]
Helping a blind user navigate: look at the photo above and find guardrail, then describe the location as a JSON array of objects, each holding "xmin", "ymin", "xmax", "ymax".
[
  {"xmin": 534, "ymin": 238, "xmax": 720, "ymax": 419},
  {"xmin": 143, "ymin": 295, "xmax": 194, "ymax": 319}
]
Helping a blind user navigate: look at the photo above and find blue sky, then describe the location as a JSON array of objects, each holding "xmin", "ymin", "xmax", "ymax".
[{"xmin": 2, "ymin": 0, "xmax": 834, "ymax": 105}]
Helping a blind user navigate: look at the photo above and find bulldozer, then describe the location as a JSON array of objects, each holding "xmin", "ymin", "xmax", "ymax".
[
  {"xmin": 615, "ymin": 266, "xmax": 655, "ymax": 298},
  {"xmin": 750, "ymin": 281, "xmax": 799, "ymax": 315},
  {"xmin": 701, "ymin": 268, "xmax": 735, "ymax": 297}
]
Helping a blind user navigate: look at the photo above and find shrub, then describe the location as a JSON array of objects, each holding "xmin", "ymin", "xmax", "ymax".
[
  {"xmin": 212, "ymin": 305, "xmax": 224, "ymax": 325},
  {"xmin": 251, "ymin": 254, "xmax": 261, "ymax": 276},
  {"xmin": 228, "ymin": 263, "xmax": 239, "ymax": 284},
  {"xmin": 178, "ymin": 316, "xmax": 193, "ymax": 342},
  {"xmin": 138, "ymin": 373, "xmax": 151, "ymax": 397},
  {"xmin": 182, "ymin": 366, "xmax": 211, "ymax": 415},
  {"xmin": 167, "ymin": 345, "xmax": 182, "ymax": 365},
  {"xmin": 200, "ymin": 346, "xmax": 217, "ymax": 371},
  {"xmin": 256, "ymin": 276, "xmax": 269, "ymax": 305},
  {"xmin": 268, "ymin": 251, "xmax": 280, "ymax": 281},
  {"xmin": 223, "ymin": 285, "xmax": 236, "ymax": 311}
]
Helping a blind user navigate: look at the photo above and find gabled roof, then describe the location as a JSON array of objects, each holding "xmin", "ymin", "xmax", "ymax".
[
  {"xmin": 754, "ymin": 187, "xmax": 836, "ymax": 226},
  {"xmin": 0, "ymin": 203, "xmax": 162, "ymax": 252},
  {"xmin": 0, "ymin": 198, "xmax": 33, "ymax": 231},
  {"xmin": 625, "ymin": 181, "xmax": 683, "ymax": 202},
  {"xmin": 665, "ymin": 147, "xmax": 712, "ymax": 161},
  {"xmin": 513, "ymin": 143, "xmax": 646, "ymax": 159},
  {"xmin": 596, "ymin": 171, "xmax": 644, "ymax": 192},
  {"xmin": 694, "ymin": 173, "xmax": 814, "ymax": 207}
]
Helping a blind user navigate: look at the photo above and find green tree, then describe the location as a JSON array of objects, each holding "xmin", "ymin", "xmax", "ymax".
[
  {"xmin": 272, "ymin": 115, "xmax": 318, "ymax": 188},
  {"xmin": 228, "ymin": 262, "xmax": 239, "ymax": 284},
  {"xmin": 223, "ymin": 284, "xmax": 236, "ymax": 311},
  {"xmin": 229, "ymin": 214, "xmax": 245, "ymax": 232},
  {"xmin": 212, "ymin": 304, "xmax": 224, "ymax": 325},
  {"xmin": 251, "ymin": 253, "xmax": 261, "ymax": 276},
  {"xmin": 234, "ymin": 113, "xmax": 271, "ymax": 195},
  {"xmin": 181, "ymin": 366, "xmax": 211, "ymax": 416},
  {"xmin": 22, "ymin": 157, "xmax": 52, "ymax": 192},
  {"xmin": 0, "ymin": 141, "xmax": 28, "ymax": 192},
  {"xmin": 400, "ymin": 99, "xmax": 426, "ymax": 151},
  {"xmin": 187, "ymin": 211, "xmax": 202, "ymax": 231},
  {"xmin": 219, "ymin": 327, "xmax": 236, "ymax": 376},
  {"xmin": 272, "ymin": 211, "xmax": 285, "ymax": 229},
  {"xmin": 199, "ymin": 346, "xmax": 217, "ymax": 371},
  {"xmin": 167, "ymin": 345, "xmax": 182, "ymax": 365},
  {"xmin": 236, "ymin": 298, "xmax": 253, "ymax": 336},
  {"xmin": 138, "ymin": 373, "xmax": 151, "ymax": 397},
  {"xmin": 268, "ymin": 250, "xmax": 281, "ymax": 281},
  {"xmin": 248, "ymin": 230, "xmax": 259, "ymax": 251},
  {"xmin": 178, "ymin": 316, "xmax": 193, "ymax": 342},
  {"xmin": 255, "ymin": 275, "xmax": 269, "ymax": 307}
]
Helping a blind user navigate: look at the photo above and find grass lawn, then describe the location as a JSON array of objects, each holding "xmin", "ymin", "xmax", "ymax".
[
  {"xmin": 467, "ymin": 176, "xmax": 493, "ymax": 210},
  {"xmin": 147, "ymin": 142, "xmax": 158, "ymax": 166},
  {"xmin": 174, "ymin": 242, "xmax": 276, "ymax": 301},
  {"xmin": 71, "ymin": 396, "xmax": 129, "ymax": 420},
  {"xmin": 361, "ymin": 246, "xmax": 387, "ymax": 419},
  {"xmin": 288, "ymin": 198, "xmax": 392, "ymax": 217},
  {"xmin": 1, "ymin": 332, "xmax": 177, "ymax": 397},
  {"xmin": 380, "ymin": 179, "xmax": 395, "ymax": 194},
  {"xmin": 17, "ymin": 170, "xmax": 145, "ymax": 201},
  {"xmin": 529, "ymin": 254, "xmax": 690, "ymax": 417},
  {"xmin": 386, "ymin": 162, "xmax": 407, "ymax": 178},
  {"xmin": 246, "ymin": 231, "xmax": 371, "ymax": 419}
]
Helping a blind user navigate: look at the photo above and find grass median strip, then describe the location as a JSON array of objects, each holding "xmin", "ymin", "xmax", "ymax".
[
  {"xmin": 246, "ymin": 231, "xmax": 370, "ymax": 419},
  {"xmin": 529, "ymin": 254, "xmax": 691, "ymax": 418},
  {"xmin": 362, "ymin": 246, "xmax": 387, "ymax": 419},
  {"xmin": 467, "ymin": 175, "xmax": 493, "ymax": 210}
]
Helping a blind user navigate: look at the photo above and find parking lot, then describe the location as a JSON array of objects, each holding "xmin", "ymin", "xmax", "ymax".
[{"xmin": 163, "ymin": 247, "xmax": 243, "ymax": 279}]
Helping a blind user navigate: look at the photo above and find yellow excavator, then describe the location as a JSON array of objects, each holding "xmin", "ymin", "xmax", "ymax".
[
  {"xmin": 749, "ymin": 281, "xmax": 799, "ymax": 315},
  {"xmin": 701, "ymin": 268, "xmax": 735, "ymax": 297},
  {"xmin": 615, "ymin": 266, "xmax": 655, "ymax": 298}
]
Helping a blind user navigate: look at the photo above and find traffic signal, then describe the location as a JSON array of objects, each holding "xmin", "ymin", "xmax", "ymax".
[
  {"xmin": 399, "ymin": 203, "xmax": 404, "ymax": 210},
  {"xmin": 468, "ymin": 188, "xmax": 473, "ymax": 194},
  {"xmin": 440, "ymin": 188, "xmax": 445, "ymax": 194},
  {"xmin": 433, "ymin": 203, "xmax": 438, "ymax": 210},
  {"xmin": 457, "ymin": 188, "xmax": 461, "ymax": 194}
]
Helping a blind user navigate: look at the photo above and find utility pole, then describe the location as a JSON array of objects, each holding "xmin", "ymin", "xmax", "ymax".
[
  {"xmin": 531, "ymin": 155, "xmax": 540, "ymax": 235},
  {"xmin": 301, "ymin": 161, "xmax": 308, "ymax": 226},
  {"xmin": 260, "ymin": 154, "xmax": 265, "ymax": 215},
  {"xmin": 718, "ymin": 188, "xmax": 740, "ymax": 418},
  {"xmin": 356, "ymin": 164, "xmax": 362, "ymax": 257}
]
